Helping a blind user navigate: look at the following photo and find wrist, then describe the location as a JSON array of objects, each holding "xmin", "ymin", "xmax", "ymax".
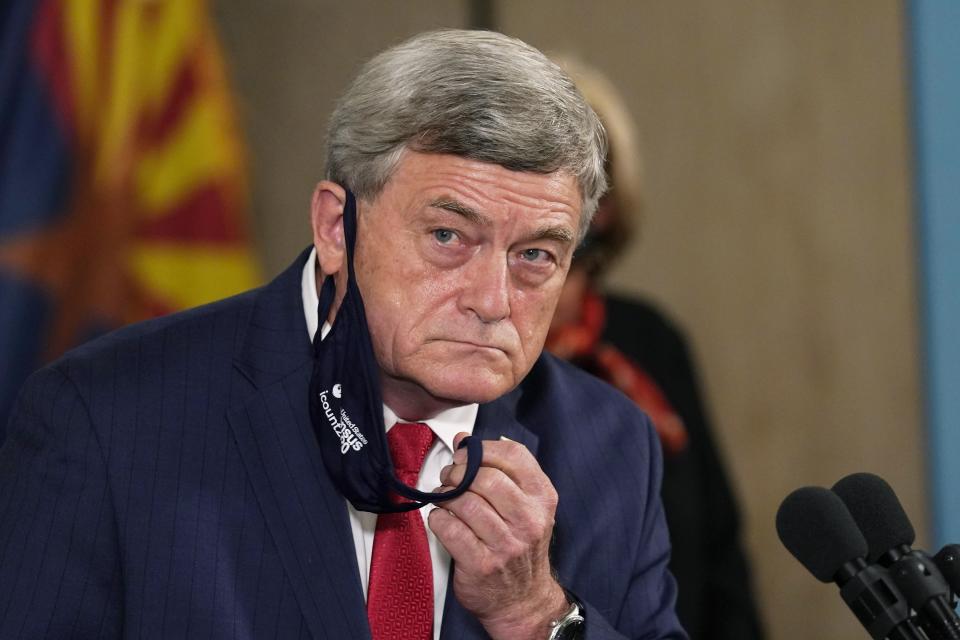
[
  {"xmin": 480, "ymin": 580, "xmax": 569, "ymax": 640},
  {"xmin": 539, "ymin": 583, "xmax": 575, "ymax": 636}
]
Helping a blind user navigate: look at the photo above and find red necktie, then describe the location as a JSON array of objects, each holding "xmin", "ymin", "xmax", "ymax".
[{"xmin": 366, "ymin": 422, "xmax": 437, "ymax": 640}]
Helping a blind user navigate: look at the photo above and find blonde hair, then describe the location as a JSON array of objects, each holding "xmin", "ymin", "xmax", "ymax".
[{"xmin": 551, "ymin": 56, "xmax": 644, "ymax": 272}]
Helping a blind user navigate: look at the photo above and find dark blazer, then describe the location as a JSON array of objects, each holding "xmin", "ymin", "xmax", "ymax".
[
  {"xmin": 603, "ymin": 295, "xmax": 764, "ymax": 640},
  {"xmin": 0, "ymin": 249, "xmax": 686, "ymax": 639}
]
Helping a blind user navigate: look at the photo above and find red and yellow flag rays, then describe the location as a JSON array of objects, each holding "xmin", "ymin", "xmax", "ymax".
[
  {"xmin": 0, "ymin": 0, "xmax": 260, "ymax": 360},
  {"xmin": 80, "ymin": 0, "xmax": 259, "ymax": 313}
]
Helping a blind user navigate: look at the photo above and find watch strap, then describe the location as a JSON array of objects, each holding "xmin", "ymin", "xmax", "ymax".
[{"xmin": 547, "ymin": 591, "xmax": 585, "ymax": 640}]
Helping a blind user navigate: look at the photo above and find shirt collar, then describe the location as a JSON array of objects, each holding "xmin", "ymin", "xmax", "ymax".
[
  {"xmin": 383, "ymin": 403, "xmax": 477, "ymax": 455},
  {"xmin": 302, "ymin": 246, "xmax": 326, "ymax": 341},
  {"xmin": 301, "ymin": 246, "xmax": 477, "ymax": 448}
]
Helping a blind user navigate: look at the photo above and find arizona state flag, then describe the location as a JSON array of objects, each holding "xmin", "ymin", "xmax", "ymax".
[{"xmin": 0, "ymin": 0, "xmax": 261, "ymax": 439}]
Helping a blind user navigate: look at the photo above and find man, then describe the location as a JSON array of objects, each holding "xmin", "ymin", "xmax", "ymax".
[{"xmin": 0, "ymin": 30, "xmax": 685, "ymax": 639}]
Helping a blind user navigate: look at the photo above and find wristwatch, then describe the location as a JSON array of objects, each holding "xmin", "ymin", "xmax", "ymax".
[{"xmin": 547, "ymin": 592, "xmax": 585, "ymax": 640}]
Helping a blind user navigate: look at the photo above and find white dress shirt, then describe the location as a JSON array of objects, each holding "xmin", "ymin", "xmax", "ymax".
[{"xmin": 301, "ymin": 248, "xmax": 477, "ymax": 639}]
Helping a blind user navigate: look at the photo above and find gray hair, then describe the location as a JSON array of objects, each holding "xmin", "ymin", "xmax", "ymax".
[{"xmin": 325, "ymin": 29, "xmax": 608, "ymax": 239}]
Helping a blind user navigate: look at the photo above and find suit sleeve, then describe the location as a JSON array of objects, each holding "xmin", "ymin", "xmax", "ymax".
[
  {"xmin": 0, "ymin": 366, "xmax": 123, "ymax": 638},
  {"xmin": 605, "ymin": 297, "xmax": 764, "ymax": 639},
  {"xmin": 582, "ymin": 416, "xmax": 687, "ymax": 640}
]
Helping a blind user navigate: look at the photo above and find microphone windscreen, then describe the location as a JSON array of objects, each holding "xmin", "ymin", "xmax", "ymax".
[
  {"xmin": 832, "ymin": 472, "xmax": 915, "ymax": 562},
  {"xmin": 776, "ymin": 486, "xmax": 868, "ymax": 582}
]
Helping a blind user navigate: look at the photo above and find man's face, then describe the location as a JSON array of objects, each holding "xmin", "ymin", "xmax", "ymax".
[{"xmin": 349, "ymin": 151, "xmax": 581, "ymax": 417}]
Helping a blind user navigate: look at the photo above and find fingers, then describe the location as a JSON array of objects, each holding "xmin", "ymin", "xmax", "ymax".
[
  {"xmin": 428, "ymin": 490, "xmax": 543, "ymax": 573},
  {"xmin": 428, "ymin": 505, "xmax": 488, "ymax": 568},
  {"xmin": 451, "ymin": 434, "xmax": 556, "ymax": 500},
  {"xmin": 428, "ymin": 436, "xmax": 557, "ymax": 559},
  {"xmin": 439, "ymin": 465, "xmax": 546, "ymax": 529}
]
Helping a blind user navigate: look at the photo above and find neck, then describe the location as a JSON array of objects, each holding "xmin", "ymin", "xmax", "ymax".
[{"xmin": 380, "ymin": 375, "xmax": 464, "ymax": 421}]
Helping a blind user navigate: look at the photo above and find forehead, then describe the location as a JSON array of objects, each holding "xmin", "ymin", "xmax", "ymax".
[{"xmin": 377, "ymin": 151, "xmax": 582, "ymax": 229}]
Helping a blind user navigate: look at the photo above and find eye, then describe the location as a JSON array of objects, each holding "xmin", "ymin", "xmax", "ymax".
[
  {"xmin": 433, "ymin": 229, "xmax": 457, "ymax": 244},
  {"xmin": 519, "ymin": 248, "xmax": 551, "ymax": 263}
]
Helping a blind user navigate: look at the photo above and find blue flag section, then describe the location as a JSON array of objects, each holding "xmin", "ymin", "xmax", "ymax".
[
  {"xmin": 0, "ymin": 0, "xmax": 263, "ymax": 444},
  {"xmin": 0, "ymin": 0, "xmax": 73, "ymax": 442},
  {"xmin": 908, "ymin": 0, "xmax": 960, "ymax": 547}
]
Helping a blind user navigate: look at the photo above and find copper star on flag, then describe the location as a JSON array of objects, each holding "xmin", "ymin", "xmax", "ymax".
[{"xmin": 0, "ymin": 0, "xmax": 261, "ymax": 436}]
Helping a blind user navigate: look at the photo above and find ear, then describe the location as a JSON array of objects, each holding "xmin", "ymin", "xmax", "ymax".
[{"xmin": 310, "ymin": 181, "xmax": 348, "ymax": 275}]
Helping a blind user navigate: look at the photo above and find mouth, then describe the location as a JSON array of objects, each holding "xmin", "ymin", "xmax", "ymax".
[{"xmin": 432, "ymin": 338, "xmax": 510, "ymax": 354}]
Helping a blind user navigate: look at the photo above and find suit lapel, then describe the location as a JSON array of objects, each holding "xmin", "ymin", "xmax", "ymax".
[
  {"xmin": 471, "ymin": 393, "xmax": 540, "ymax": 453},
  {"xmin": 227, "ymin": 249, "xmax": 370, "ymax": 640},
  {"xmin": 438, "ymin": 393, "xmax": 540, "ymax": 640}
]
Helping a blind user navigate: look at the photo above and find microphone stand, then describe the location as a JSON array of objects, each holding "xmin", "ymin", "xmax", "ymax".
[
  {"xmin": 934, "ymin": 545, "xmax": 960, "ymax": 603},
  {"xmin": 835, "ymin": 560, "xmax": 928, "ymax": 640},
  {"xmin": 887, "ymin": 624, "xmax": 930, "ymax": 640},
  {"xmin": 885, "ymin": 547, "xmax": 960, "ymax": 640}
]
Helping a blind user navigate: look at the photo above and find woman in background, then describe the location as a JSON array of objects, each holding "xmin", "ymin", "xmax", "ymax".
[{"xmin": 547, "ymin": 59, "xmax": 766, "ymax": 640}]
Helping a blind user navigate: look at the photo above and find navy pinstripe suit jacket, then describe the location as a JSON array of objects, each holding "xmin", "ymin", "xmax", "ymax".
[{"xmin": 0, "ymin": 249, "xmax": 685, "ymax": 639}]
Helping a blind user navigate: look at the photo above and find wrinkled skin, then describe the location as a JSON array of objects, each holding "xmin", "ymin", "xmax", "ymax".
[{"xmin": 310, "ymin": 150, "xmax": 581, "ymax": 639}]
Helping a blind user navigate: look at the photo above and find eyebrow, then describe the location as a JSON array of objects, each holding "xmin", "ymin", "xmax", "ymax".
[
  {"xmin": 428, "ymin": 197, "xmax": 575, "ymax": 246},
  {"xmin": 529, "ymin": 225, "xmax": 575, "ymax": 246},
  {"xmin": 429, "ymin": 198, "xmax": 491, "ymax": 226}
]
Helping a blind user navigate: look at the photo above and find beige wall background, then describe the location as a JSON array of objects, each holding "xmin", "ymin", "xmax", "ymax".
[{"xmin": 215, "ymin": 2, "xmax": 925, "ymax": 638}]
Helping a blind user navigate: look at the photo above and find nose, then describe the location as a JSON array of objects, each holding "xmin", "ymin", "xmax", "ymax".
[{"xmin": 458, "ymin": 249, "xmax": 511, "ymax": 323}]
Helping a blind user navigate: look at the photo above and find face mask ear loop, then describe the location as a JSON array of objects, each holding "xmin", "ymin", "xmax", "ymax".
[
  {"xmin": 313, "ymin": 189, "xmax": 357, "ymax": 353},
  {"xmin": 314, "ymin": 276, "xmax": 337, "ymax": 352},
  {"xmin": 343, "ymin": 191, "xmax": 359, "ymax": 285},
  {"xmin": 339, "ymin": 191, "xmax": 385, "ymax": 425},
  {"xmin": 386, "ymin": 435, "xmax": 483, "ymax": 511}
]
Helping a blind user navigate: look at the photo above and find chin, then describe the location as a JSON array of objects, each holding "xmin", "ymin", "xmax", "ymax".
[{"xmin": 420, "ymin": 371, "xmax": 515, "ymax": 406}]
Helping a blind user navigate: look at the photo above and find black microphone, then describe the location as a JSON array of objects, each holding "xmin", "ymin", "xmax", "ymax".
[
  {"xmin": 935, "ymin": 545, "xmax": 960, "ymax": 601},
  {"xmin": 776, "ymin": 486, "xmax": 926, "ymax": 639},
  {"xmin": 834, "ymin": 472, "xmax": 960, "ymax": 640}
]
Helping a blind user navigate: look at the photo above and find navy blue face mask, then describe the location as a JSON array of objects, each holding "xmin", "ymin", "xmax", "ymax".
[{"xmin": 309, "ymin": 190, "xmax": 482, "ymax": 513}]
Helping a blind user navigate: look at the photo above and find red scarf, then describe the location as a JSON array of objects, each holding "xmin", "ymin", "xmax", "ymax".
[{"xmin": 546, "ymin": 289, "xmax": 689, "ymax": 456}]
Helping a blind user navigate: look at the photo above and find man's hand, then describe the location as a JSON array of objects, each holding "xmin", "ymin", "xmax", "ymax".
[{"xmin": 427, "ymin": 433, "xmax": 570, "ymax": 640}]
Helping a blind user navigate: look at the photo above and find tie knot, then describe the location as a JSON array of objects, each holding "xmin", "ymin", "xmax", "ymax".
[{"xmin": 388, "ymin": 422, "xmax": 436, "ymax": 485}]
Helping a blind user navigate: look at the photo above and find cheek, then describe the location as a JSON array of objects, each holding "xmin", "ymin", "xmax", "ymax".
[
  {"xmin": 511, "ymin": 287, "xmax": 564, "ymax": 350},
  {"xmin": 352, "ymin": 254, "xmax": 406, "ymax": 358},
  {"xmin": 354, "ymin": 228, "xmax": 418, "ymax": 314},
  {"xmin": 358, "ymin": 263, "xmax": 460, "ymax": 353}
]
